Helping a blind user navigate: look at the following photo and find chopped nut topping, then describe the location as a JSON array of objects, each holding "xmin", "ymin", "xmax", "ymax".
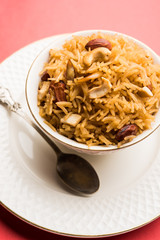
[
  {"xmin": 38, "ymin": 81, "xmax": 50, "ymax": 101},
  {"xmin": 77, "ymin": 72, "xmax": 103, "ymax": 83},
  {"xmin": 138, "ymin": 86, "xmax": 153, "ymax": 97},
  {"xmin": 66, "ymin": 60, "xmax": 75, "ymax": 80},
  {"xmin": 61, "ymin": 114, "xmax": 82, "ymax": 127},
  {"xmin": 89, "ymin": 81, "xmax": 112, "ymax": 99},
  {"xmin": 83, "ymin": 47, "xmax": 111, "ymax": 67},
  {"xmin": 147, "ymin": 83, "xmax": 153, "ymax": 91}
]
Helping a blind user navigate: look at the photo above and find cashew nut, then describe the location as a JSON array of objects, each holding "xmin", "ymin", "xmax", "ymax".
[{"xmin": 83, "ymin": 47, "xmax": 111, "ymax": 67}]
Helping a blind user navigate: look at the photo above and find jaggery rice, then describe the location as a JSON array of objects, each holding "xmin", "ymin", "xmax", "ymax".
[{"xmin": 37, "ymin": 33, "xmax": 160, "ymax": 147}]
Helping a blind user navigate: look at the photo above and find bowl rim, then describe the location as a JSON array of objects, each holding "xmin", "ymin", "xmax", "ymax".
[{"xmin": 25, "ymin": 29, "xmax": 160, "ymax": 152}]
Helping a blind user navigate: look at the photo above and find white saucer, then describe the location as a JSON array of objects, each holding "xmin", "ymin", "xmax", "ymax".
[{"xmin": 0, "ymin": 34, "xmax": 160, "ymax": 238}]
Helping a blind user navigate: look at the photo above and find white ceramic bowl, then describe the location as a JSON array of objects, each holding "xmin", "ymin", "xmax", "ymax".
[{"xmin": 25, "ymin": 30, "xmax": 160, "ymax": 154}]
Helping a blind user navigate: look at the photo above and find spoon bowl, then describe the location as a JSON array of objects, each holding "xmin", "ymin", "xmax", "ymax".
[{"xmin": 57, "ymin": 153, "xmax": 100, "ymax": 194}]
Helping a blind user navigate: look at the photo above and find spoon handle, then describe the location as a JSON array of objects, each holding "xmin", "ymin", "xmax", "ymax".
[{"xmin": 0, "ymin": 85, "xmax": 62, "ymax": 156}]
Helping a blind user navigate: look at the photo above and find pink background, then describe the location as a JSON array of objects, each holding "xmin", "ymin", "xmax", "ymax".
[{"xmin": 0, "ymin": 0, "xmax": 160, "ymax": 239}]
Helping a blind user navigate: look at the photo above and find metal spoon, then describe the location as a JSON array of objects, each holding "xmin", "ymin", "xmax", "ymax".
[{"xmin": 0, "ymin": 85, "xmax": 100, "ymax": 194}]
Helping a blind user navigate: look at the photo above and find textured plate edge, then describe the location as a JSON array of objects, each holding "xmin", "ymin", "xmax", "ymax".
[{"xmin": 1, "ymin": 202, "xmax": 159, "ymax": 238}]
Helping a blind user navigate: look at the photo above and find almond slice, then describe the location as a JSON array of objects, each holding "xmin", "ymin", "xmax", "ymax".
[
  {"xmin": 61, "ymin": 114, "xmax": 82, "ymax": 127},
  {"xmin": 38, "ymin": 81, "xmax": 50, "ymax": 101},
  {"xmin": 138, "ymin": 86, "xmax": 153, "ymax": 97},
  {"xmin": 101, "ymin": 77, "xmax": 112, "ymax": 89},
  {"xmin": 77, "ymin": 72, "xmax": 103, "ymax": 83},
  {"xmin": 66, "ymin": 60, "xmax": 75, "ymax": 80},
  {"xmin": 89, "ymin": 81, "xmax": 112, "ymax": 99}
]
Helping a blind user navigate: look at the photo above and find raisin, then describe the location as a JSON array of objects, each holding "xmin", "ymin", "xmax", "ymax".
[
  {"xmin": 50, "ymin": 80, "xmax": 66, "ymax": 102},
  {"xmin": 41, "ymin": 72, "xmax": 50, "ymax": 81},
  {"xmin": 115, "ymin": 124, "xmax": 138, "ymax": 142}
]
